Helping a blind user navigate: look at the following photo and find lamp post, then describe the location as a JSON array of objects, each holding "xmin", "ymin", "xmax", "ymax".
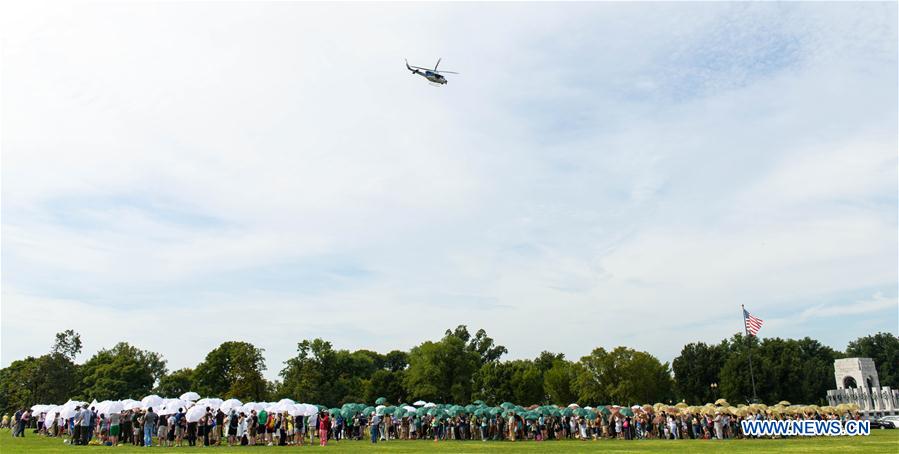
[{"xmin": 710, "ymin": 383, "xmax": 718, "ymax": 401}]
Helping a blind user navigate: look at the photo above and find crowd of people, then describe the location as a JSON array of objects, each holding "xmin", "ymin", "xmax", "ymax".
[{"xmin": 3, "ymin": 398, "xmax": 866, "ymax": 447}]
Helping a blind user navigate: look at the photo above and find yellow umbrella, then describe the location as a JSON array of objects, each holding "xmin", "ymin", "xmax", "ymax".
[
  {"xmin": 675, "ymin": 402, "xmax": 688, "ymax": 409},
  {"xmin": 714, "ymin": 398, "xmax": 729, "ymax": 406},
  {"xmin": 777, "ymin": 400, "xmax": 790, "ymax": 406}
]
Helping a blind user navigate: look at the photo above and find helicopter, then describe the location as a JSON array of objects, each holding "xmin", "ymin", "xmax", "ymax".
[{"xmin": 405, "ymin": 58, "xmax": 458, "ymax": 85}]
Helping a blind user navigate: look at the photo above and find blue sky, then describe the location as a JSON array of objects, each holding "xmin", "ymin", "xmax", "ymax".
[{"xmin": 2, "ymin": 2, "xmax": 897, "ymax": 381}]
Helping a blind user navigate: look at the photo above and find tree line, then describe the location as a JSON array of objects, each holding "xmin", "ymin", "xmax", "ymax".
[{"xmin": 1, "ymin": 327, "xmax": 896, "ymax": 415}]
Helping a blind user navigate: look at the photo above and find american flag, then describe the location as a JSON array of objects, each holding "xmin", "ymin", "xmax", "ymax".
[{"xmin": 743, "ymin": 308, "xmax": 764, "ymax": 336}]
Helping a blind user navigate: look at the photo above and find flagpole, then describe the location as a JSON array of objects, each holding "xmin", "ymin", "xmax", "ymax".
[{"xmin": 742, "ymin": 304, "xmax": 758, "ymax": 403}]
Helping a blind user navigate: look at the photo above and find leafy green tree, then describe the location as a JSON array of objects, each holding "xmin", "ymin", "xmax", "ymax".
[
  {"xmin": 719, "ymin": 334, "xmax": 839, "ymax": 405},
  {"xmin": 444, "ymin": 326, "xmax": 508, "ymax": 365},
  {"xmin": 846, "ymin": 333, "xmax": 899, "ymax": 388},
  {"xmin": 405, "ymin": 333, "xmax": 481, "ymax": 403},
  {"xmin": 155, "ymin": 368, "xmax": 195, "ymax": 398},
  {"xmin": 364, "ymin": 369, "xmax": 407, "ymax": 404},
  {"xmin": 384, "ymin": 350, "xmax": 409, "ymax": 372},
  {"xmin": 193, "ymin": 342, "xmax": 268, "ymax": 401},
  {"xmin": 472, "ymin": 361, "xmax": 514, "ymax": 404},
  {"xmin": 573, "ymin": 346, "xmax": 674, "ymax": 405},
  {"xmin": 79, "ymin": 342, "xmax": 166, "ymax": 400},
  {"xmin": 51, "ymin": 330, "xmax": 83, "ymax": 361},
  {"xmin": 0, "ymin": 357, "xmax": 41, "ymax": 414},
  {"xmin": 0, "ymin": 354, "xmax": 80, "ymax": 414},
  {"xmin": 672, "ymin": 341, "xmax": 727, "ymax": 404},
  {"xmin": 279, "ymin": 339, "xmax": 374, "ymax": 406},
  {"xmin": 534, "ymin": 351, "xmax": 565, "ymax": 373},
  {"xmin": 543, "ymin": 359, "xmax": 577, "ymax": 405}
]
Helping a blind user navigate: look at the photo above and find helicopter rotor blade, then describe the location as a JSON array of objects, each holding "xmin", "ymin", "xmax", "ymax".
[
  {"xmin": 438, "ymin": 71, "xmax": 459, "ymax": 74},
  {"xmin": 435, "ymin": 58, "xmax": 441, "ymax": 71}
]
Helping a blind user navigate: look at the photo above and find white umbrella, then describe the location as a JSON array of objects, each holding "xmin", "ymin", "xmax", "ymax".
[
  {"xmin": 288, "ymin": 404, "xmax": 305, "ymax": 417},
  {"xmin": 267, "ymin": 402, "xmax": 293, "ymax": 413},
  {"xmin": 179, "ymin": 392, "xmax": 201, "ymax": 401},
  {"xmin": 221, "ymin": 399, "xmax": 243, "ymax": 413},
  {"xmin": 186, "ymin": 405, "xmax": 207, "ymax": 423},
  {"xmin": 278, "ymin": 398, "xmax": 296, "ymax": 406},
  {"xmin": 31, "ymin": 404, "xmax": 51, "ymax": 412},
  {"xmin": 160, "ymin": 400, "xmax": 189, "ymax": 415},
  {"xmin": 45, "ymin": 406, "xmax": 61, "ymax": 422},
  {"xmin": 124, "ymin": 401, "xmax": 143, "ymax": 410},
  {"xmin": 240, "ymin": 402, "xmax": 265, "ymax": 414},
  {"xmin": 413, "ymin": 400, "xmax": 427, "ymax": 406},
  {"xmin": 301, "ymin": 404, "xmax": 319, "ymax": 416},
  {"xmin": 141, "ymin": 394, "xmax": 164, "ymax": 410},
  {"xmin": 105, "ymin": 401, "xmax": 124, "ymax": 415},
  {"xmin": 403, "ymin": 405, "xmax": 417, "ymax": 413},
  {"xmin": 568, "ymin": 403, "xmax": 580, "ymax": 408},
  {"xmin": 196, "ymin": 398, "xmax": 222, "ymax": 410},
  {"xmin": 423, "ymin": 402, "xmax": 437, "ymax": 408},
  {"xmin": 59, "ymin": 405, "xmax": 80, "ymax": 419}
]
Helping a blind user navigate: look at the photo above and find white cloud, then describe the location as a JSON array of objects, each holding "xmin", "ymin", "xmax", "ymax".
[{"xmin": 799, "ymin": 293, "xmax": 898, "ymax": 321}]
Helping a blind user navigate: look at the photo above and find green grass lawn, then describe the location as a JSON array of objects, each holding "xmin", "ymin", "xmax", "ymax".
[{"xmin": 2, "ymin": 429, "xmax": 897, "ymax": 453}]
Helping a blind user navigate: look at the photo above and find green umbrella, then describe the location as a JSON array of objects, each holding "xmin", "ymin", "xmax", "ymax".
[
  {"xmin": 375, "ymin": 397, "xmax": 387, "ymax": 405},
  {"xmin": 362, "ymin": 406, "xmax": 375, "ymax": 415},
  {"xmin": 584, "ymin": 410, "xmax": 597, "ymax": 419},
  {"xmin": 473, "ymin": 400, "xmax": 486, "ymax": 406},
  {"xmin": 561, "ymin": 408, "xmax": 574, "ymax": 417},
  {"xmin": 500, "ymin": 402, "xmax": 515, "ymax": 409},
  {"xmin": 597, "ymin": 405, "xmax": 611, "ymax": 416},
  {"xmin": 382, "ymin": 406, "xmax": 396, "ymax": 414},
  {"xmin": 329, "ymin": 408, "xmax": 341, "ymax": 416},
  {"xmin": 620, "ymin": 408, "xmax": 634, "ymax": 417}
]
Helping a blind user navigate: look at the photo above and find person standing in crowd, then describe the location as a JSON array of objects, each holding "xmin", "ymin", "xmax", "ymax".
[
  {"xmin": 71, "ymin": 406, "xmax": 82, "ymax": 444},
  {"xmin": 143, "ymin": 407, "xmax": 158, "ymax": 447},
  {"xmin": 132, "ymin": 410, "xmax": 142, "ymax": 446},
  {"xmin": 238, "ymin": 412, "xmax": 248, "ymax": 445},
  {"xmin": 78, "ymin": 405, "xmax": 92, "ymax": 446},
  {"xmin": 88, "ymin": 406, "xmax": 97, "ymax": 443},
  {"xmin": 306, "ymin": 411, "xmax": 317, "ymax": 445},
  {"xmin": 248, "ymin": 410, "xmax": 257, "ymax": 446},
  {"xmin": 186, "ymin": 413, "xmax": 197, "ymax": 447},
  {"xmin": 713, "ymin": 411, "xmax": 724, "ymax": 440},
  {"xmin": 370, "ymin": 413, "xmax": 380, "ymax": 443},
  {"xmin": 157, "ymin": 409, "xmax": 169, "ymax": 447},
  {"xmin": 256, "ymin": 407, "xmax": 268, "ymax": 446},
  {"xmin": 214, "ymin": 409, "xmax": 224, "ymax": 445},
  {"xmin": 228, "ymin": 410, "xmax": 239, "ymax": 446},
  {"xmin": 294, "ymin": 413, "xmax": 305, "ymax": 446},
  {"xmin": 318, "ymin": 411, "xmax": 330, "ymax": 446},
  {"xmin": 173, "ymin": 408, "xmax": 184, "ymax": 447}
]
